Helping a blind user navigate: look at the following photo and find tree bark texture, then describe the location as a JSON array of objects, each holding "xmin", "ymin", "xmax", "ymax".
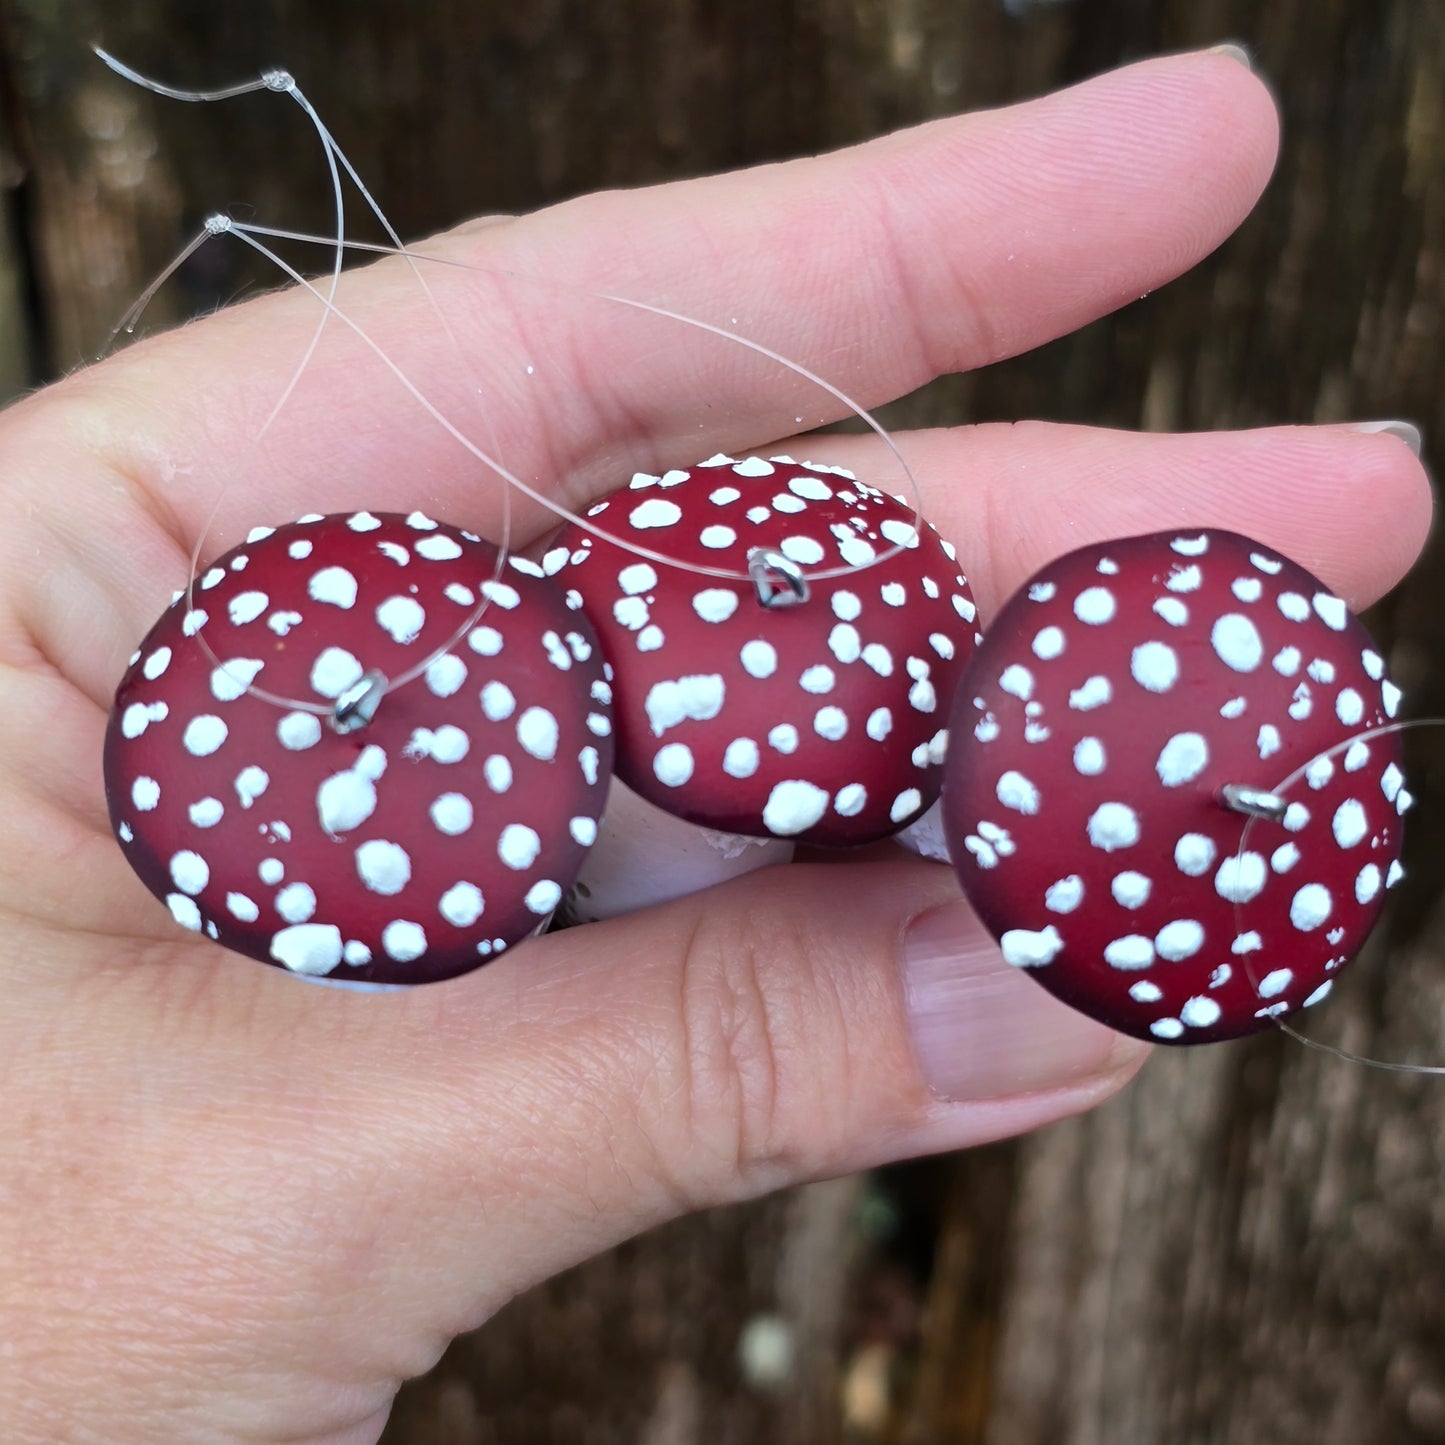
[{"xmin": 2, "ymin": 1, "xmax": 1442, "ymax": 1442}]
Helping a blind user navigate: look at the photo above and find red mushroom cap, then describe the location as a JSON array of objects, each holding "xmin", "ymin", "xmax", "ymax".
[
  {"xmin": 105, "ymin": 511, "xmax": 613, "ymax": 985},
  {"xmin": 553, "ymin": 455, "xmax": 978, "ymax": 845},
  {"xmin": 941, "ymin": 529, "xmax": 1407, "ymax": 1044}
]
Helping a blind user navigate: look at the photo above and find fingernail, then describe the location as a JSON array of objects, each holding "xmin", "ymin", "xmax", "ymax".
[
  {"xmin": 903, "ymin": 903, "xmax": 1143, "ymax": 1101},
  {"xmin": 1207, "ymin": 42, "xmax": 1253, "ymax": 70},
  {"xmin": 1353, "ymin": 419, "xmax": 1423, "ymax": 456}
]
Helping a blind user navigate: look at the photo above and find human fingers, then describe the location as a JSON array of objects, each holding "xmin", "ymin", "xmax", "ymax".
[
  {"xmin": 0, "ymin": 855, "xmax": 1141, "ymax": 1442},
  {"xmin": 37, "ymin": 52, "xmax": 1276, "ymax": 556},
  {"xmin": 773, "ymin": 420, "xmax": 1433, "ymax": 620}
]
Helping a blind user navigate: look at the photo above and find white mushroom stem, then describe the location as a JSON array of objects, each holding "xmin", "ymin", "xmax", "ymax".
[
  {"xmin": 892, "ymin": 799, "xmax": 952, "ymax": 863},
  {"xmin": 559, "ymin": 776, "xmax": 795, "ymax": 923}
]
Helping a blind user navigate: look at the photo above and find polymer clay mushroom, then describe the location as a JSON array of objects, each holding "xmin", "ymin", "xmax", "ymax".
[
  {"xmin": 941, "ymin": 528, "xmax": 1408, "ymax": 1044},
  {"xmin": 105, "ymin": 511, "xmax": 613, "ymax": 984},
  {"xmin": 552, "ymin": 454, "xmax": 979, "ymax": 916}
]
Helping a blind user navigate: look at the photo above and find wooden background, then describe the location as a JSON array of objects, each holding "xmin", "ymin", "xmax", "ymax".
[{"xmin": 2, "ymin": 1, "xmax": 1442, "ymax": 1441}]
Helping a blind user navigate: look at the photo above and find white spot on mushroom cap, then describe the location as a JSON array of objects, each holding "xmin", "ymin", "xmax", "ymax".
[
  {"xmin": 1156, "ymin": 920, "xmax": 1205, "ymax": 961},
  {"xmin": 1355, "ymin": 863, "xmax": 1382, "ymax": 904},
  {"xmin": 1332, "ymin": 799, "xmax": 1368, "ymax": 848},
  {"xmin": 1001, "ymin": 926, "xmax": 1063, "ymax": 968},
  {"xmin": 382, "ymin": 920, "xmax": 427, "ymax": 962},
  {"xmin": 1156, "ymin": 732, "xmax": 1208, "ymax": 787},
  {"xmin": 317, "ymin": 766, "xmax": 378, "ymax": 837},
  {"xmin": 740, "ymin": 640, "xmax": 778, "ymax": 679},
  {"xmin": 1211, "ymin": 613, "xmax": 1264, "ymax": 672},
  {"xmin": 613, "ymin": 596, "xmax": 649, "ymax": 631},
  {"xmin": 1131, "ymin": 641, "xmax": 1179, "ymax": 693},
  {"xmin": 1073, "ymin": 587, "xmax": 1116, "ymax": 625},
  {"xmin": 430, "ymin": 793, "xmax": 474, "ymax": 836},
  {"xmin": 426, "ymin": 654, "xmax": 467, "ymax": 698},
  {"xmin": 1069, "ymin": 676, "xmax": 1111, "ymax": 711},
  {"xmin": 723, "ymin": 738, "xmax": 760, "ymax": 778},
  {"xmin": 768, "ymin": 724, "xmax": 798, "ymax": 754},
  {"xmin": 645, "ymin": 675, "xmax": 725, "ymax": 735},
  {"xmin": 356, "ymin": 840, "xmax": 412, "ymax": 896},
  {"xmin": 862, "ymin": 643, "xmax": 894, "ymax": 676},
  {"xmin": 525, "ymin": 881, "xmax": 562, "ymax": 915},
  {"xmin": 278, "ymin": 711, "xmax": 322, "ymax": 750},
  {"xmin": 169, "ymin": 850, "xmax": 209, "ymax": 896},
  {"xmin": 1111, "ymin": 872, "xmax": 1151, "ymax": 908},
  {"xmin": 1179, "ymin": 995, "xmax": 1221, "ymax": 1028},
  {"xmin": 1087, "ymin": 802, "xmax": 1140, "ymax": 852},
  {"xmin": 1032, "ymin": 626, "xmax": 1065, "ymax": 660},
  {"xmin": 1290, "ymin": 883, "xmax": 1332, "ymax": 932},
  {"xmin": 121, "ymin": 701, "xmax": 168, "ymax": 737},
  {"xmin": 189, "ymin": 798, "xmax": 224, "ymax": 828},
  {"xmin": 1215, "ymin": 852, "xmax": 1267, "ymax": 904},
  {"xmin": 376, "ymin": 595, "xmax": 426, "ymax": 645},
  {"xmin": 166, "ymin": 894, "xmax": 202, "ymax": 931},
  {"xmin": 271, "ymin": 924, "xmax": 344, "ymax": 975},
  {"xmin": 1313, "ymin": 593, "xmax": 1348, "ymax": 630},
  {"xmin": 308, "ymin": 566, "xmax": 358, "ymax": 609},
  {"xmin": 275, "ymin": 882, "xmax": 316, "ymax": 924},
  {"xmin": 653, "ymin": 743, "xmax": 695, "ymax": 786},
  {"xmin": 498, "ymin": 824, "xmax": 542, "ymax": 869},
  {"xmin": 630, "ymin": 498, "xmax": 683, "ymax": 529},
  {"xmin": 693, "ymin": 589, "xmax": 739, "ymax": 623},
  {"xmin": 1257, "ymin": 968, "xmax": 1293, "ymax": 999},
  {"xmin": 226, "ymin": 892, "xmax": 258, "ymax": 922},
  {"xmin": 311, "ymin": 647, "xmax": 364, "ymax": 700},
  {"xmin": 235, "ymin": 765, "xmax": 269, "ymax": 808},
  {"xmin": 999, "ymin": 664, "xmax": 1034, "ymax": 701},
  {"xmin": 209, "ymin": 658, "xmax": 265, "ymax": 703},
  {"xmin": 440, "ymin": 882, "xmax": 486, "ymax": 927},
  {"xmin": 517, "ymin": 707, "xmax": 560, "ymax": 761},
  {"xmin": 890, "ymin": 789, "xmax": 922, "ymax": 824},
  {"xmin": 1045, "ymin": 876, "xmax": 1084, "ymax": 913},
  {"xmin": 1104, "ymin": 936, "xmax": 1155, "ymax": 970},
  {"xmin": 996, "ymin": 771, "xmax": 1041, "ymax": 814},
  {"xmin": 415, "ymin": 534, "xmax": 463, "ymax": 561},
  {"xmin": 183, "ymin": 715, "xmax": 228, "ymax": 757},
  {"xmin": 481, "ymin": 681, "xmax": 516, "ymax": 721},
  {"xmin": 228, "ymin": 591, "xmax": 269, "ymax": 626},
  {"xmin": 763, "ymin": 780, "xmax": 831, "ymax": 836}
]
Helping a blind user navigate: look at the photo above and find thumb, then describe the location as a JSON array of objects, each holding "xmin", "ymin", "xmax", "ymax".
[{"xmin": 354, "ymin": 855, "xmax": 1146, "ymax": 1345}]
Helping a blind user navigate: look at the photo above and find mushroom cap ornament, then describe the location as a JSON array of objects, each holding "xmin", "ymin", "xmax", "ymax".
[
  {"xmin": 941, "ymin": 529, "xmax": 1408, "ymax": 1044},
  {"xmin": 553, "ymin": 455, "xmax": 979, "ymax": 845},
  {"xmin": 104, "ymin": 511, "xmax": 613, "ymax": 985}
]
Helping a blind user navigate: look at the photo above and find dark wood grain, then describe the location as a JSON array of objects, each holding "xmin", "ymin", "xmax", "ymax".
[{"xmin": 3, "ymin": 1, "xmax": 1442, "ymax": 1441}]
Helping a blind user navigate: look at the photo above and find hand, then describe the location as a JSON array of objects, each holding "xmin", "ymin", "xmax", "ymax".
[{"xmin": 0, "ymin": 51, "xmax": 1427, "ymax": 1443}]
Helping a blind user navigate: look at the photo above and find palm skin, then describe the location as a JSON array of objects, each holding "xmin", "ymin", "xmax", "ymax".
[{"xmin": 0, "ymin": 51, "xmax": 1428, "ymax": 1444}]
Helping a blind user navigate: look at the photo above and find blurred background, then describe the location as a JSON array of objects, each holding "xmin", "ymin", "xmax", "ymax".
[{"xmin": 2, "ymin": 2, "xmax": 1442, "ymax": 1442}]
